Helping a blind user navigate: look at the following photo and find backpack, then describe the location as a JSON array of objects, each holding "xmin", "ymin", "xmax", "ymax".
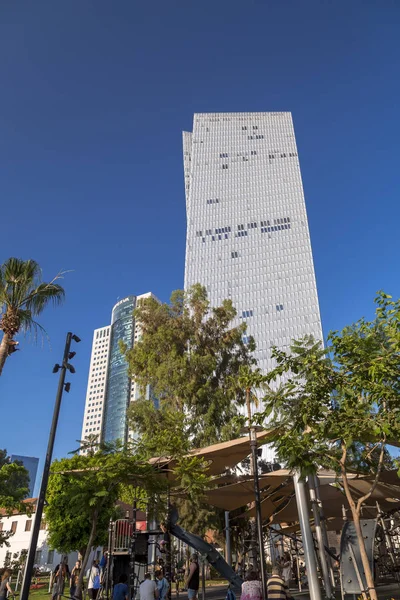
[
  {"xmin": 160, "ymin": 578, "xmax": 169, "ymax": 598},
  {"xmin": 226, "ymin": 588, "xmax": 236, "ymax": 600},
  {"xmin": 92, "ymin": 568, "xmax": 101, "ymax": 590}
]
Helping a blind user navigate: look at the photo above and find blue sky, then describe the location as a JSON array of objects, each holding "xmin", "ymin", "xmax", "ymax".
[{"xmin": 1, "ymin": 0, "xmax": 399, "ymax": 491}]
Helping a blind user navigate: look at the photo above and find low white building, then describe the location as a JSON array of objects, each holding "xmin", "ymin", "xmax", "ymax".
[{"xmin": 0, "ymin": 500, "xmax": 79, "ymax": 572}]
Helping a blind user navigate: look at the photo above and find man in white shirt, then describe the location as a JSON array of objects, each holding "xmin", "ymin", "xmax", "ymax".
[{"xmin": 140, "ymin": 573, "xmax": 159, "ymax": 600}]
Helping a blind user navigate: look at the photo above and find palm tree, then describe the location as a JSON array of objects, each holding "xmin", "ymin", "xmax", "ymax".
[{"xmin": 0, "ymin": 258, "xmax": 66, "ymax": 376}]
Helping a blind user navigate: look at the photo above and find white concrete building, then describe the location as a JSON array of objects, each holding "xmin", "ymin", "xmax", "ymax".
[
  {"xmin": 183, "ymin": 112, "xmax": 323, "ymax": 457},
  {"xmin": 81, "ymin": 293, "xmax": 159, "ymax": 447},
  {"xmin": 81, "ymin": 326, "xmax": 111, "ymax": 441},
  {"xmin": 0, "ymin": 502, "xmax": 78, "ymax": 571}
]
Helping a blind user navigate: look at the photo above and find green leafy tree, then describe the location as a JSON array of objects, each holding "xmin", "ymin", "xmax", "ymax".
[
  {"xmin": 232, "ymin": 365, "xmax": 267, "ymax": 564},
  {"xmin": 126, "ymin": 399, "xmax": 212, "ymax": 530},
  {"xmin": 46, "ymin": 446, "xmax": 164, "ymax": 599},
  {"xmin": 124, "ymin": 284, "xmax": 256, "ymax": 448},
  {"xmin": 125, "ymin": 286, "xmax": 258, "ymax": 539},
  {"xmin": 255, "ymin": 292, "xmax": 400, "ymax": 600},
  {"xmin": 0, "ymin": 258, "xmax": 65, "ymax": 375},
  {"xmin": 9, "ymin": 549, "xmax": 28, "ymax": 574},
  {"xmin": 0, "ymin": 450, "xmax": 30, "ymax": 547}
]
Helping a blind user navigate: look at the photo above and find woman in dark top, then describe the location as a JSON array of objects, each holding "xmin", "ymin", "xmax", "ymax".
[
  {"xmin": 186, "ymin": 555, "xmax": 200, "ymax": 600},
  {"xmin": 0, "ymin": 571, "xmax": 13, "ymax": 600}
]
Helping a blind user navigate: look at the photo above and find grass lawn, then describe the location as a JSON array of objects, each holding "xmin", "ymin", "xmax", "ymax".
[{"xmin": 22, "ymin": 579, "xmax": 229, "ymax": 599}]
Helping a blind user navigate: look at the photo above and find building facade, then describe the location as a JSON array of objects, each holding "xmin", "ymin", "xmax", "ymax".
[
  {"xmin": 81, "ymin": 325, "xmax": 111, "ymax": 441},
  {"xmin": 10, "ymin": 455, "xmax": 39, "ymax": 497},
  {"xmin": 81, "ymin": 293, "xmax": 158, "ymax": 446},
  {"xmin": 183, "ymin": 112, "xmax": 322, "ymax": 454},
  {"xmin": 0, "ymin": 503, "xmax": 78, "ymax": 571}
]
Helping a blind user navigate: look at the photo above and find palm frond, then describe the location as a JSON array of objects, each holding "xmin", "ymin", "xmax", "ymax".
[
  {"xmin": 18, "ymin": 310, "xmax": 51, "ymax": 346},
  {"xmin": 23, "ymin": 282, "xmax": 65, "ymax": 315},
  {"xmin": 0, "ymin": 259, "xmax": 67, "ymax": 363},
  {"xmin": 2, "ymin": 258, "xmax": 41, "ymax": 283},
  {"xmin": 0, "ymin": 258, "xmax": 42, "ymax": 307}
]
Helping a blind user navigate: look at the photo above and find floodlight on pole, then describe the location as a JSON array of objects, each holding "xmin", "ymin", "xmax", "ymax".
[{"xmin": 20, "ymin": 332, "xmax": 81, "ymax": 600}]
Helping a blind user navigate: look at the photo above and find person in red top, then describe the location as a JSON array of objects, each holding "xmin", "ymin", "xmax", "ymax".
[{"xmin": 240, "ymin": 571, "xmax": 262, "ymax": 600}]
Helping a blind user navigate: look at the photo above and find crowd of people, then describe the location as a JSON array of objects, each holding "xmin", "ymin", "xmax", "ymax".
[
  {"xmin": 238, "ymin": 551, "xmax": 301, "ymax": 600},
  {"xmin": 0, "ymin": 544, "xmax": 301, "ymax": 600},
  {"xmin": 138, "ymin": 554, "xmax": 199, "ymax": 600},
  {"xmin": 50, "ymin": 558, "xmax": 101, "ymax": 600}
]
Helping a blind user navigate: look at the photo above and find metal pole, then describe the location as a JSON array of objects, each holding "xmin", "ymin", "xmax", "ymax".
[
  {"xmin": 20, "ymin": 332, "xmax": 73, "ymax": 600},
  {"xmin": 15, "ymin": 570, "xmax": 21, "ymax": 592},
  {"xmin": 348, "ymin": 544, "xmax": 368, "ymax": 600},
  {"xmin": 296, "ymin": 549, "xmax": 302, "ymax": 592},
  {"xmin": 313, "ymin": 475, "xmax": 335, "ymax": 588},
  {"xmin": 308, "ymin": 476, "xmax": 333, "ymax": 598},
  {"xmin": 249, "ymin": 429, "xmax": 267, "ymax": 600},
  {"xmin": 165, "ymin": 491, "xmax": 172, "ymax": 600},
  {"xmin": 129, "ymin": 498, "xmax": 137, "ymax": 599},
  {"xmin": 225, "ymin": 512, "xmax": 232, "ymax": 567},
  {"xmin": 149, "ymin": 517, "xmax": 157, "ymax": 570},
  {"xmin": 201, "ymin": 560, "xmax": 206, "ymax": 600},
  {"xmin": 376, "ymin": 502, "xmax": 400, "ymax": 586},
  {"xmin": 105, "ymin": 519, "xmax": 113, "ymax": 600},
  {"xmin": 293, "ymin": 472, "xmax": 322, "ymax": 600}
]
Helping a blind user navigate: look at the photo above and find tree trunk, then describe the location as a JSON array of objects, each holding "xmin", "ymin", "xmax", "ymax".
[
  {"xmin": 75, "ymin": 509, "xmax": 99, "ymax": 600},
  {"xmin": 78, "ymin": 548, "xmax": 87, "ymax": 562},
  {"xmin": 340, "ymin": 446, "xmax": 377, "ymax": 600},
  {"xmin": 0, "ymin": 333, "xmax": 11, "ymax": 376},
  {"xmin": 351, "ymin": 510, "xmax": 377, "ymax": 600}
]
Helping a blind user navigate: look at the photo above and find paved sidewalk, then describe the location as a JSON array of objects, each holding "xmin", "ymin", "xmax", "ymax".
[{"xmin": 189, "ymin": 581, "xmax": 400, "ymax": 600}]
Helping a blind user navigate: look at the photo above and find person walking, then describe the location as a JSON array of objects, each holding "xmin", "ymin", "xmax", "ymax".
[
  {"xmin": 0, "ymin": 571, "xmax": 13, "ymax": 600},
  {"xmin": 240, "ymin": 571, "xmax": 262, "ymax": 600},
  {"xmin": 113, "ymin": 574, "xmax": 129, "ymax": 600},
  {"xmin": 175, "ymin": 567, "xmax": 183, "ymax": 595},
  {"xmin": 70, "ymin": 560, "xmax": 82, "ymax": 599},
  {"xmin": 281, "ymin": 553, "xmax": 292, "ymax": 588},
  {"xmin": 185, "ymin": 555, "xmax": 199, "ymax": 600},
  {"xmin": 267, "ymin": 566, "xmax": 292, "ymax": 600},
  {"xmin": 53, "ymin": 562, "xmax": 68, "ymax": 600},
  {"xmin": 139, "ymin": 573, "xmax": 159, "ymax": 600},
  {"xmin": 99, "ymin": 551, "xmax": 108, "ymax": 581},
  {"xmin": 155, "ymin": 570, "xmax": 170, "ymax": 600},
  {"xmin": 87, "ymin": 559, "xmax": 101, "ymax": 600}
]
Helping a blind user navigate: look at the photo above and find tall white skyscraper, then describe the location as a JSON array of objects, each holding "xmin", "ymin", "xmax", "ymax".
[
  {"xmin": 183, "ymin": 112, "xmax": 322, "ymax": 380},
  {"xmin": 81, "ymin": 293, "xmax": 158, "ymax": 446}
]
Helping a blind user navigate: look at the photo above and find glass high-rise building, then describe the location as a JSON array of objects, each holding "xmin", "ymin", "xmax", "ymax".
[
  {"xmin": 103, "ymin": 296, "xmax": 136, "ymax": 443},
  {"xmin": 183, "ymin": 112, "xmax": 322, "ymax": 430},
  {"xmin": 10, "ymin": 455, "xmax": 39, "ymax": 497},
  {"xmin": 81, "ymin": 293, "xmax": 159, "ymax": 446}
]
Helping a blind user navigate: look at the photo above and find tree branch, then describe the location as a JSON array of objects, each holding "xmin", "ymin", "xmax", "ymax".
[
  {"xmin": 356, "ymin": 437, "xmax": 386, "ymax": 513},
  {"xmin": 364, "ymin": 442, "xmax": 380, "ymax": 461},
  {"xmin": 339, "ymin": 442, "xmax": 357, "ymax": 513}
]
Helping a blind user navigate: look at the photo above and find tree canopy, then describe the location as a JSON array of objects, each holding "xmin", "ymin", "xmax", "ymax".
[
  {"xmin": 124, "ymin": 285, "xmax": 258, "ymax": 538},
  {"xmin": 124, "ymin": 284, "xmax": 255, "ymax": 448},
  {"xmin": 254, "ymin": 291, "xmax": 400, "ymax": 600},
  {"xmin": 46, "ymin": 445, "xmax": 167, "ymax": 598},
  {"xmin": 0, "ymin": 450, "xmax": 30, "ymax": 547}
]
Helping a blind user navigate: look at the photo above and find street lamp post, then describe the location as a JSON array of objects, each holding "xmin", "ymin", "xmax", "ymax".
[
  {"xmin": 293, "ymin": 473, "xmax": 322, "ymax": 600},
  {"xmin": 249, "ymin": 428, "xmax": 267, "ymax": 600},
  {"xmin": 225, "ymin": 511, "xmax": 232, "ymax": 567},
  {"xmin": 20, "ymin": 332, "xmax": 80, "ymax": 600}
]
